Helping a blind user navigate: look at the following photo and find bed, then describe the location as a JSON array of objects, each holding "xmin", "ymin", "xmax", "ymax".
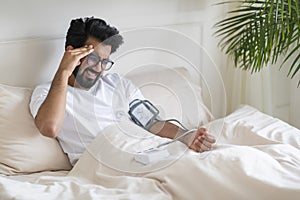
[{"xmin": 1, "ymin": 62, "xmax": 300, "ymax": 200}]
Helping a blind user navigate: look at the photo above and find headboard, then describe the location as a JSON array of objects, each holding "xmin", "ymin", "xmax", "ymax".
[{"xmin": 0, "ymin": 37, "xmax": 64, "ymax": 88}]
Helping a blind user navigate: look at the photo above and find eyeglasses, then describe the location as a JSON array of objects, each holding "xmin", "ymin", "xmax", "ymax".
[{"xmin": 86, "ymin": 54, "xmax": 114, "ymax": 71}]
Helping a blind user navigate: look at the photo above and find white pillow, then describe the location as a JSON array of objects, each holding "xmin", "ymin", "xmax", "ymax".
[
  {"xmin": 0, "ymin": 84, "xmax": 72, "ymax": 175},
  {"xmin": 125, "ymin": 66, "xmax": 213, "ymax": 129}
]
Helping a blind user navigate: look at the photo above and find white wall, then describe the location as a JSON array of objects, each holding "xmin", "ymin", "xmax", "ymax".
[
  {"xmin": 290, "ymin": 69, "xmax": 300, "ymax": 129},
  {"xmin": 0, "ymin": 0, "xmax": 215, "ymax": 41}
]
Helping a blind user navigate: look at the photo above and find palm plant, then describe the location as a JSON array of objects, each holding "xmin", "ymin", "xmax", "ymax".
[{"xmin": 214, "ymin": 0, "xmax": 300, "ymax": 85}]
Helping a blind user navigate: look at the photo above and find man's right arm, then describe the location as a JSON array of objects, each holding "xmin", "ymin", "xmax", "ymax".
[
  {"xmin": 34, "ymin": 70, "xmax": 69, "ymax": 138},
  {"xmin": 33, "ymin": 45, "xmax": 94, "ymax": 138}
]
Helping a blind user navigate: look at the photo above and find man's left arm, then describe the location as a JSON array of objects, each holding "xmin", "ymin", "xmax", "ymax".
[{"xmin": 148, "ymin": 121, "xmax": 216, "ymax": 152}]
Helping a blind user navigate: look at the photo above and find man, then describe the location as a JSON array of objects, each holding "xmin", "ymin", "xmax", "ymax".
[{"xmin": 30, "ymin": 17, "xmax": 216, "ymax": 166}]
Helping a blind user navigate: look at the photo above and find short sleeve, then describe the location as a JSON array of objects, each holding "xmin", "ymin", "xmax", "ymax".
[
  {"xmin": 119, "ymin": 76, "xmax": 145, "ymax": 103},
  {"xmin": 29, "ymin": 83, "xmax": 51, "ymax": 118}
]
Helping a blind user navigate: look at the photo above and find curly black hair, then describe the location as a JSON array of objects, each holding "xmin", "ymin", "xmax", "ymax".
[{"xmin": 65, "ymin": 17, "xmax": 123, "ymax": 53}]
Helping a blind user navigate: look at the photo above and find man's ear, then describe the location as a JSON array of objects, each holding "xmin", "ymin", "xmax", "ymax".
[{"xmin": 66, "ymin": 45, "xmax": 74, "ymax": 51}]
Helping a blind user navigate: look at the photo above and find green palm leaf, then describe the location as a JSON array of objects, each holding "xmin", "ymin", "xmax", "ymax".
[{"xmin": 214, "ymin": 0, "xmax": 300, "ymax": 85}]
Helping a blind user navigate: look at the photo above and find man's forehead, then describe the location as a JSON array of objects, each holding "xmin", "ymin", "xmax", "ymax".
[
  {"xmin": 89, "ymin": 44, "xmax": 111, "ymax": 59},
  {"xmin": 86, "ymin": 37, "xmax": 112, "ymax": 58}
]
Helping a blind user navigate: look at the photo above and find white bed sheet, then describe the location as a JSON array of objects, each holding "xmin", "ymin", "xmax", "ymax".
[{"xmin": 1, "ymin": 105, "xmax": 300, "ymax": 200}]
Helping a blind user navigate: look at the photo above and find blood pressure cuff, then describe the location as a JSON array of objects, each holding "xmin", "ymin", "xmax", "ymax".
[{"xmin": 128, "ymin": 99, "xmax": 160, "ymax": 130}]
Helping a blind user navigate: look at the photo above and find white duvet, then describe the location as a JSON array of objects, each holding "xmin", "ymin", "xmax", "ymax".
[{"xmin": 1, "ymin": 105, "xmax": 300, "ymax": 200}]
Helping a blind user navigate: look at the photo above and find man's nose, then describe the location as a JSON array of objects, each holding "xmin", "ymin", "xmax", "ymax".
[{"xmin": 91, "ymin": 62, "xmax": 103, "ymax": 72}]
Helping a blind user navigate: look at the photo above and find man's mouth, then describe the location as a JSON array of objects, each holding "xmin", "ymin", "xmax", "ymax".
[{"xmin": 85, "ymin": 68, "xmax": 100, "ymax": 79}]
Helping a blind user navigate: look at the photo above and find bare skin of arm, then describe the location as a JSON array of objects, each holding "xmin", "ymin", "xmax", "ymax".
[
  {"xmin": 149, "ymin": 121, "xmax": 216, "ymax": 152},
  {"xmin": 34, "ymin": 45, "xmax": 94, "ymax": 138}
]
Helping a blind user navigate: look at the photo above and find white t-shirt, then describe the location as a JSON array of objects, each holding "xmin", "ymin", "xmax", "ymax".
[{"xmin": 30, "ymin": 73, "xmax": 144, "ymax": 165}]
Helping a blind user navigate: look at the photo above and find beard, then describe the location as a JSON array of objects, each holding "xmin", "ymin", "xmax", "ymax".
[{"xmin": 75, "ymin": 67, "xmax": 102, "ymax": 89}]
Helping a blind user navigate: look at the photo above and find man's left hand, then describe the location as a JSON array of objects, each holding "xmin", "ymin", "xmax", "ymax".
[{"xmin": 184, "ymin": 128, "xmax": 216, "ymax": 153}]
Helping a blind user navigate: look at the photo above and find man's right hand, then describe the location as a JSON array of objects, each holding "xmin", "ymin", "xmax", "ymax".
[{"xmin": 58, "ymin": 45, "xmax": 94, "ymax": 77}]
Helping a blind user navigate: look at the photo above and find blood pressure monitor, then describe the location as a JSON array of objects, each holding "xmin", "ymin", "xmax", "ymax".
[
  {"xmin": 129, "ymin": 99, "xmax": 196, "ymax": 165},
  {"xmin": 128, "ymin": 99, "xmax": 160, "ymax": 130}
]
